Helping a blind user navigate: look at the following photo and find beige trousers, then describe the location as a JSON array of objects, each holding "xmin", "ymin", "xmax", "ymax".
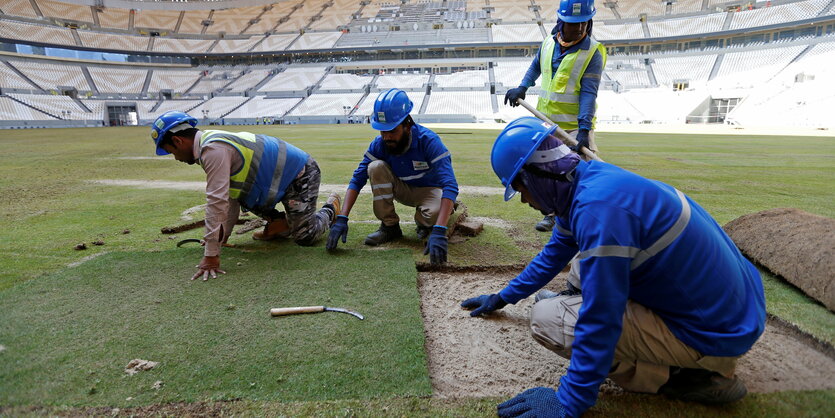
[
  {"xmin": 367, "ymin": 160, "xmax": 442, "ymax": 227},
  {"xmin": 530, "ymin": 259, "xmax": 739, "ymax": 393}
]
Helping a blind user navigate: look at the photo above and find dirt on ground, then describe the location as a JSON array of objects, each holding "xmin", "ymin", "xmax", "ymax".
[
  {"xmin": 419, "ymin": 271, "xmax": 835, "ymax": 398},
  {"xmin": 724, "ymin": 208, "xmax": 835, "ymax": 311}
]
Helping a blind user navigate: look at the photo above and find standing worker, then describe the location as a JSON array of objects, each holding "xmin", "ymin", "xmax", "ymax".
[
  {"xmin": 462, "ymin": 117, "xmax": 765, "ymax": 417},
  {"xmin": 504, "ymin": 0, "xmax": 606, "ymax": 232},
  {"xmin": 150, "ymin": 111, "xmax": 341, "ymax": 281},
  {"xmin": 325, "ymin": 88, "xmax": 459, "ymax": 266}
]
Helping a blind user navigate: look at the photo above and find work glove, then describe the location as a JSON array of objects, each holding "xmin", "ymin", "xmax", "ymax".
[
  {"xmin": 504, "ymin": 87, "xmax": 528, "ymax": 107},
  {"xmin": 423, "ymin": 225, "xmax": 448, "ymax": 265},
  {"xmin": 497, "ymin": 387, "xmax": 566, "ymax": 418},
  {"xmin": 326, "ymin": 215, "xmax": 349, "ymax": 250},
  {"xmin": 460, "ymin": 293, "xmax": 507, "ymax": 317},
  {"xmin": 572, "ymin": 129, "xmax": 591, "ymax": 153}
]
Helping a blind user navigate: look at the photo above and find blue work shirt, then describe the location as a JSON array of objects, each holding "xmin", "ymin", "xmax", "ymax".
[
  {"xmin": 520, "ymin": 36, "xmax": 604, "ymax": 131},
  {"xmin": 499, "ymin": 161, "xmax": 766, "ymax": 417},
  {"xmin": 348, "ymin": 123, "xmax": 459, "ymax": 201}
]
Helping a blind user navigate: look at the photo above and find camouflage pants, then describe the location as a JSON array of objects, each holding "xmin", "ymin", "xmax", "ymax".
[{"xmin": 264, "ymin": 158, "xmax": 331, "ymax": 246}]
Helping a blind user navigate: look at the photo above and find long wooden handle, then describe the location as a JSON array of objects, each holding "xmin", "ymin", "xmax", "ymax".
[
  {"xmin": 517, "ymin": 99, "xmax": 604, "ymax": 162},
  {"xmin": 270, "ymin": 306, "xmax": 325, "ymax": 316}
]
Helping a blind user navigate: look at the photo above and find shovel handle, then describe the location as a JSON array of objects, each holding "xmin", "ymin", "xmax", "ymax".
[
  {"xmin": 270, "ymin": 306, "xmax": 325, "ymax": 316},
  {"xmin": 517, "ymin": 99, "xmax": 604, "ymax": 162}
]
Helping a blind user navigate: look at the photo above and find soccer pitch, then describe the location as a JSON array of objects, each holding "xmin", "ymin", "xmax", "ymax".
[{"xmin": 0, "ymin": 125, "xmax": 833, "ymax": 415}]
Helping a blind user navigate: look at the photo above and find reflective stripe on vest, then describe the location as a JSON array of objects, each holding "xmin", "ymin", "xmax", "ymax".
[
  {"xmin": 536, "ymin": 36, "xmax": 607, "ymax": 131},
  {"xmin": 577, "ymin": 189, "xmax": 692, "ymax": 270}
]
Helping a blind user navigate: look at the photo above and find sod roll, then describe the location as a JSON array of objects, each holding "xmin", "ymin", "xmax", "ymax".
[{"xmin": 724, "ymin": 208, "xmax": 835, "ymax": 312}]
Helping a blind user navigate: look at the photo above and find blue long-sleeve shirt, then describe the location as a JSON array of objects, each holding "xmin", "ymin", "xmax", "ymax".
[
  {"xmin": 519, "ymin": 36, "xmax": 603, "ymax": 131},
  {"xmin": 348, "ymin": 123, "xmax": 459, "ymax": 201},
  {"xmin": 499, "ymin": 161, "xmax": 766, "ymax": 417}
]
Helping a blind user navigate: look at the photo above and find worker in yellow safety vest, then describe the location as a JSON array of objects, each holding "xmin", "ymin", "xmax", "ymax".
[{"xmin": 504, "ymin": 0, "xmax": 607, "ymax": 232}]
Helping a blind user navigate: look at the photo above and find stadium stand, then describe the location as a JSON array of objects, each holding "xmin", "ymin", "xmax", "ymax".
[
  {"xmin": 0, "ymin": 63, "xmax": 38, "ymax": 90},
  {"xmin": 178, "ymin": 10, "xmax": 212, "ymax": 34},
  {"xmin": 224, "ymin": 96, "xmax": 301, "ymax": 119},
  {"xmin": 493, "ymin": 60, "xmax": 536, "ymax": 88},
  {"xmin": 309, "ymin": 0, "xmax": 356, "ymax": 30},
  {"xmin": 96, "ymin": 7, "xmax": 131, "ymax": 30},
  {"xmin": 374, "ymin": 73, "xmax": 431, "ymax": 90},
  {"xmin": 670, "ymin": 0, "xmax": 704, "ymax": 14},
  {"xmin": 0, "ymin": 0, "xmax": 39, "ymax": 19},
  {"xmin": 617, "ymin": 0, "xmax": 667, "ymax": 19},
  {"xmin": 289, "ymin": 32, "xmax": 342, "ymax": 50},
  {"xmin": 0, "ymin": 96, "xmax": 55, "ymax": 121},
  {"xmin": 87, "ymin": 67, "xmax": 148, "ymax": 94},
  {"xmin": 593, "ymin": 22, "xmax": 645, "ymax": 40},
  {"xmin": 424, "ymin": 91, "xmax": 492, "ymax": 116},
  {"xmin": 491, "ymin": 24, "xmax": 544, "ymax": 43},
  {"xmin": 189, "ymin": 72, "xmax": 237, "ymax": 94},
  {"xmin": 224, "ymin": 70, "xmax": 272, "ymax": 92},
  {"xmin": 0, "ymin": 20, "xmax": 77, "ymax": 47},
  {"xmin": 244, "ymin": 1, "xmax": 302, "ymax": 34},
  {"xmin": 257, "ymin": 66, "xmax": 329, "ymax": 92},
  {"xmin": 652, "ymin": 54, "xmax": 717, "ymax": 86},
  {"xmin": 211, "ymin": 37, "xmax": 263, "ymax": 54},
  {"xmin": 7, "ymin": 60, "xmax": 89, "ymax": 91},
  {"xmin": 137, "ymin": 99, "xmax": 203, "ymax": 119},
  {"xmin": 490, "ymin": 0, "xmax": 537, "ymax": 22},
  {"xmin": 188, "ymin": 96, "xmax": 250, "ymax": 119},
  {"xmin": 433, "ymin": 70, "xmax": 489, "ymax": 88},
  {"xmin": 78, "ymin": 30, "xmax": 150, "ymax": 52},
  {"xmin": 37, "ymin": 0, "xmax": 92, "ymax": 23},
  {"xmin": 318, "ymin": 73, "xmax": 374, "ymax": 91},
  {"xmin": 493, "ymin": 93, "xmax": 540, "ymax": 120},
  {"xmin": 135, "ymin": 9, "xmax": 182, "ymax": 32},
  {"xmin": 147, "ymin": 70, "xmax": 202, "ymax": 94},
  {"xmin": 250, "ymin": 34, "xmax": 298, "ymax": 52},
  {"xmin": 153, "ymin": 38, "xmax": 214, "ymax": 54},
  {"xmin": 288, "ymin": 92, "xmax": 364, "ymax": 116},
  {"xmin": 208, "ymin": 6, "xmax": 264, "ymax": 35},
  {"xmin": 275, "ymin": 0, "xmax": 325, "ymax": 32},
  {"xmin": 7, "ymin": 93, "xmax": 97, "ymax": 120},
  {"xmin": 648, "ymin": 14, "xmax": 726, "ymax": 37},
  {"xmin": 729, "ymin": 0, "xmax": 829, "ymax": 30},
  {"xmin": 714, "ymin": 44, "xmax": 806, "ymax": 88}
]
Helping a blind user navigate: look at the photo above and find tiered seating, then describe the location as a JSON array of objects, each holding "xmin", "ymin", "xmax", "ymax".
[
  {"xmin": 244, "ymin": 1, "xmax": 302, "ymax": 34},
  {"xmin": 318, "ymin": 73, "xmax": 372, "ymax": 90},
  {"xmin": 250, "ymin": 33, "xmax": 298, "ymax": 52},
  {"xmin": 593, "ymin": 22, "xmax": 644, "ymax": 40},
  {"xmin": 138, "ymin": 99, "xmax": 203, "ymax": 118},
  {"xmin": 715, "ymin": 45, "xmax": 806, "ymax": 87},
  {"xmin": 211, "ymin": 37, "xmax": 262, "ymax": 54},
  {"xmin": 434, "ymin": 70, "xmax": 489, "ymax": 88},
  {"xmin": 490, "ymin": 0, "xmax": 536, "ymax": 22},
  {"xmin": 360, "ymin": 1, "xmax": 383, "ymax": 18},
  {"xmin": 289, "ymin": 92, "xmax": 364, "ymax": 116},
  {"xmin": 617, "ymin": 88, "xmax": 707, "ymax": 123},
  {"xmin": 178, "ymin": 10, "xmax": 212, "ymax": 34},
  {"xmin": 190, "ymin": 72, "xmax": 236, "ymax": 94},
  {"xmin": 224, "ymin": 96, "xmax": 301, "ymax": 118},
  {"xmin": 802, "ymin": 40, "xmax": 835, "ymax": 59},
  {"xmin": 424, "ymin": 91, "xmax": 491, "ymax": 115},
  {"xmin": 8, "ymin": 93, "xmax": 98, "ymax": 120},
  {"xmin": 338, "ymin": 28, "xmax": 489, "ymax": 47},
  {"xmin": 0, "ymin": 96, "xmax": 53, "ymax": 120},
  {"xmin": 374, "ymin": 73, "xmax": 430, "ymax": 90},
  {"xmin": 491, "ymin": 24, "xmax": 543, "ymax": 43},
  {"xmin": 9, "ymin": 60, "xmax": 89, "ymax": 91},
  {"xmin": 224, "ymin": 69, "xmax": 271, "ymax": 92},
  {"xmin": 153, "ymin": 38, "xmax": 214, "ymax": 54},
  {"xmin": 493, "ymin": 60, "xmax": 534, "ymax": 88},
  {"xmin": 652, "ymin": 54, "xmax": 716, "ymax": 85},
  {"xmin": 207, "ymin": 6, "xmax": 263, "ymax": 35},
  {"xmin": 0, "ymin": 20, "xmax": 76, "ymax": 47},
  {"xmin": 670, "ymin": 0, "xmax": 704, "ymax": 14},
  {"xmin": 596, "ymin": 90, "xmax": 645, "ymax": 123},
  {"xmin": 288, "ymin": 32, "xmax": 342, "ymax": 50},
  {"xmin": 355, "ymin": 91, "xmax": 425, "ymax": 116},
  {"xmin": 0, "ymin": 0, "xmax": 39, "ymax": 18},
  {"xmin": 78, "ymin": 30, "xmax": 149, "ymax": 52},
  {"xmin": 276, "ymin": 0, "xmax": 328, "ymax": 32},
  {"xmin": 80, "ymin": 99, "xmax": 105, "ymax": 120},
  {"xmin": 0, "ymin": 64, "xmax": 37, "ymax": 89},
  {"xmin": 37, "ymin": 0, "xmax": 92, "ymax": 23},
  {"xmin": 730, "ymin": 0, "xmax": 829, "ymax": 30},
  {"xmin": 649, "ymin": 14, "xmax": 725, "ymax": 37},
  {"xmin": 134, "ymin": 9, "xmax": 181, "ymax": 32},
  {"xmin": 617, "ymin": 0, "xmax": 666, "ymax": 19},
  {"xmin": 494, "ymin": 93, "xmax": 539, "ymax": 120},
  {"xmin": 606, "ymin": 69, "xmax": 651, "ymax": 89},
  {"xmin": 309, "ymin": 0, "xmax": 356, "ymax": 30},
  {"xmin": 258, "ymin": 66, "xmax": 329, "ymax": 92},
  {"xmin": 188, "ymin": 96, "xmax": 249, "ymax": 119},
  {"xmin": 148, "ymin": 70, "xmax": 202, "ymax": 93},
  {"xmin": 87, "ymin": 67, "xmax": 147, "ymax": 94},
  {"xmin": 97, "ymin": 7, "xmax": 130, "ymax": 29}
]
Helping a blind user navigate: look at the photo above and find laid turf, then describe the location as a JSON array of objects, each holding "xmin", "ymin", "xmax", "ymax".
[{"xmin": 0, "ymin": 248, "xmax": 430, "ymax": 406}]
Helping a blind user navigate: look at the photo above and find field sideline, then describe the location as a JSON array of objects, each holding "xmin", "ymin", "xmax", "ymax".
[{"xmin": 0, "ymin": 124, "xmax": 833, "ymax": 416}]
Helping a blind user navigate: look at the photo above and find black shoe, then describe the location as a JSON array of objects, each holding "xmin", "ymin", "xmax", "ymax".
[
  {"xmin": 364, "ymin": 223, "xmax": 403, "ymax": 246},
  {"xmin": 535, "ymin": 215, "xmax": 556, "ymax": 232},
  {"xmin": 534, "ymin": 282, "xmax": 581, "ymax": 302},
  {"xmin": 658, "ymin": 368, "xmax": 747, "ymax": 404},
  {"xmin": 416, "ymin": 224, "xmax": 432, "ymax": 240}
]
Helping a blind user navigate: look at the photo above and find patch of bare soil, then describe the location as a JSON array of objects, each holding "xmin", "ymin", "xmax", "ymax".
[
  {"xmin": 724, "ymin": 208, "xmax": 835, "ymax": 311},
  {"xmin": 419, "ymin": 271, "xmax": 835, "ymax": 398}
]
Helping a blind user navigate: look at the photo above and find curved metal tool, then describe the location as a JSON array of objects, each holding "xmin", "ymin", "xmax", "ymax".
[
  {"xmin": 270, "ymin": 306, "xmax": 365, "ymax": 320},
  {"xmin": 176, "ymin": 238, "xmax": 202, "ymax": 247}
]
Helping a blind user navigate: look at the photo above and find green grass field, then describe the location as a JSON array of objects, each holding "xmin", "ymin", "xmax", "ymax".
[{"xmin": 1, "ymin": 125, "xmax": 833, "ymax": 416}]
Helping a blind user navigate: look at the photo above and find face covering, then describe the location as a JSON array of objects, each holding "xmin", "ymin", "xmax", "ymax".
[
  {"xmin": 517, "ymin": 134, "xmax": 581, "ymax": 218},
  {"xmin": 551, "ymin": 19, "xmax": 594, "ymax": 47}
]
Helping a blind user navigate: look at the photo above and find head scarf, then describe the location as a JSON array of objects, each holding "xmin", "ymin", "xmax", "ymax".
[
  {"xmin": 551, "ymin": 18, "xmax": 594, "ymax": 43},
  {"xmin": 517, "ymin": 134, "xmax": 581, "ymax": 218}
]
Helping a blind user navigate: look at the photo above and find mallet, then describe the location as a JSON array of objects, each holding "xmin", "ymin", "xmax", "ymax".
[
  {"xmin": 270, "ymin": 306, "xmax": 365, "ymax": 320},
  {"xmin": 517, "ymin": 98, "xmax": 604, "ymax": 163}
]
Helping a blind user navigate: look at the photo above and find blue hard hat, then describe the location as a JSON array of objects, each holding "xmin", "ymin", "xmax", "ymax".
[
  {"xmin": 371, "ymin": 88, "xmax": 413, "ymax": 131},
  {"xmin": 491, "ymin": 117, "xmax": 558, "ymax": 201},
  {"xmin": 150, "ymin": 110, "xmax": 198, "ymax": 155},
  {"xmin": 557, "ymin": 0, "xmax": 596, "ymax": 23}
]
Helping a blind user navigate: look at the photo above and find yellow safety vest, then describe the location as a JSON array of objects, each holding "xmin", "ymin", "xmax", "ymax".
[{"xmin": 537, "ymin": 36, "xmax": 607, "ymax": 131}]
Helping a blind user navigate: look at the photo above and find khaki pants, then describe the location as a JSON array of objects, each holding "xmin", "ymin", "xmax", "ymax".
[
  {"xmin": 367, "ymin": 160, "xmax": 442, "ymax": 227},
  {"xmin": 530, "ymin": 259, "xmax": 739, "ymax": 393}
]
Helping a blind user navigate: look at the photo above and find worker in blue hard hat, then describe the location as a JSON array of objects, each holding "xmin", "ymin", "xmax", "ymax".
[
  {"xmin": 326, "ymin": 88, "xmax": 459, "ymax": 266},
  {"xmin": 462, "ymin": 117, "xmax": 766, "ymax": 417},
  {"xmin": 150, "ymin": 110, "xmax": 341, "ymax": 281},
  {"xmin": 504, "ymin": 0, "xmax": 607, "ymax": 233}
]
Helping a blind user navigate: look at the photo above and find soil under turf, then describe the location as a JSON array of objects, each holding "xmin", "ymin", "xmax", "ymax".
[{"xmin": 419, "ymin": 271, "xmax": 835, "ymax": 398}]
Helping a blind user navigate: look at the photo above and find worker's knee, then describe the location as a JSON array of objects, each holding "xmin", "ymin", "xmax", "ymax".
[
  {"xmin": 530, "ymin": 294, "xmax": 583, "ymax": 359},
  {"xmin": 367, "ymin": 160, "xmax": 393, "ymax": 181}
]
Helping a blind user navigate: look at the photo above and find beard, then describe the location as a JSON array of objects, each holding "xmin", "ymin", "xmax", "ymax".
[{"xmin": 384, "ymin": 130, "xmax": 411, "ymax": 155}]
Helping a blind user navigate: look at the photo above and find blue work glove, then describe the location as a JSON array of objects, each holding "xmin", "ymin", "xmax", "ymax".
[
  {"xmin": 423, "ymin": 225, "xmax": 448, "ymax": 265},
  {"xmin": 572, "ymin": 129, "xmax": 591, "ymax": 153},
  {"xmin": 504, "ymin": 86, "xmax": 527, "ymax": 107},
  {"xmin": 497, "ymin": 387, "xmax": 566, "ymax": 418},
  {"xmin": 460, "ymin": 293, "xmax": 507, "ymax": 317},
  {"xmin": 326, "ymin": 215, "xmax": 349, "ymax": 250}
]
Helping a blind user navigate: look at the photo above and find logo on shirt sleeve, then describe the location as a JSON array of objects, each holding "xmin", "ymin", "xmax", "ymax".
[{"xmin": 412, "ymin": 160, "xmax": 429, "ymax": 171}]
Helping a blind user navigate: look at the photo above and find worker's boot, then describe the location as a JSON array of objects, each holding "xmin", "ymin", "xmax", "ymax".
[
  {"xmin": 252, "ymin": 216, "xmax": 290, "ymax": 241},
  {"xmin": 415, "ymin": 224, "xmax": 432, "ymax": 240},
  {"xmin": 658, "ymin": 367, "xmax": 747, "ymax": 404},
  {"xmin": 534, "ymin": 282, "xmax": 581, "ymax": 302},
  {"xmin": 364, "ymin": 223, "xmax": 402, "ymax": 246},
  {"xmin": 322, "ymin": 192, "xmax": 342, "ymax": 227},
  {"xmin": 535, "ymin": 215, "xmax": 556, "ymax": 232}
]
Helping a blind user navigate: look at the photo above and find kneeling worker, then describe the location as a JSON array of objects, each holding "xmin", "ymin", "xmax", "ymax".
[
  {"xmin": 326, "ymin": 88, "xmax": 459, "ymax": 265},
  {"xmin": 462, "ymin": 117, "xmax": 766, "ymax": 417},
  {"xmin": 151, "ymin": 111, "xmax": 340, "ymax": 281}
]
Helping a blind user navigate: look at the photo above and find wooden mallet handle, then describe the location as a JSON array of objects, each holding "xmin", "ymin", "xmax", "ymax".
[{"xmin": 270, "ymin": 306, "xmax": 326, "ymax": 316}]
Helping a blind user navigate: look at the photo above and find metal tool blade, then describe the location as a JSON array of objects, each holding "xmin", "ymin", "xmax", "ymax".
[{"xmin": 324, "ymin": 307, "xmax": 365, "ymax": 320}]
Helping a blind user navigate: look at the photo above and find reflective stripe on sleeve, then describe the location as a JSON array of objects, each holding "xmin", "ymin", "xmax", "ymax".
[
  {"xmin": 430, "ymin": 151, "xmax": 451, "ymax": 164},
  {"xmin": 364, "ymin": 151, "xmax": 379, "ymax": 161}
]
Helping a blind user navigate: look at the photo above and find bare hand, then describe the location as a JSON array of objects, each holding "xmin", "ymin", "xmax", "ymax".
[{"xmin": 192, "ymin": 256, "xmax": 226, "ymax": 281}]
